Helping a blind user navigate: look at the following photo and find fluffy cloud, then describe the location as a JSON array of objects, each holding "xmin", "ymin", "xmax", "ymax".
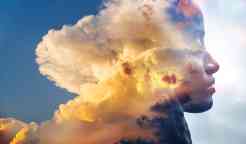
[{"xmin": 1, "ymin": 0, "xmax": 195, "ymax": 143}]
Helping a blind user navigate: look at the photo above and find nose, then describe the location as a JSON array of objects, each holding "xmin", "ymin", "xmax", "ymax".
[{"xmin": 205, "ymin": 54, "xmax": 220, "ymax": 75}]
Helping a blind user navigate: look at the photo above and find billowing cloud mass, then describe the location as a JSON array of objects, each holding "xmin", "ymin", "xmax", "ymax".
[
  {"xmin": 0, "ymin": 118, "xmax": 27, "ymax": 143},
  {"xmin": 0, "ymin": 0, "xmax": 210, "ymax": 144},
  {"xmin": 36, "ymin": 0, "xmax": 189, "ymax": 95},
  {"xmin": 1, "ymin": 0, "xmax": 245, "ymax": 144}
]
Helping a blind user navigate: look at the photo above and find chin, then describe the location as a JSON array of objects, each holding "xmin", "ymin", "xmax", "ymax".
[{"xmin": 182, "ymin": 98, "xmax": 213, "ymax": 113}]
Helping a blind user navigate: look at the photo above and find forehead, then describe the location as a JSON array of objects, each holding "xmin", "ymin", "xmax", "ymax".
[{"xmin": 167, "ymin": 0, "xmax": 205, "ymax": 41}]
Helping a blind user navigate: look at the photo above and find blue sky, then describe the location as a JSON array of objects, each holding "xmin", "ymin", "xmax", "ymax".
[{"xmin": 0, "ymin": 0, "xmax": 102, "ymax": 122}]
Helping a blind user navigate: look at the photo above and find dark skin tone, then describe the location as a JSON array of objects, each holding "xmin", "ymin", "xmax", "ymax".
[{"xmin": 181, "ymin": 50, "xmax": 219, "ymax": 113}]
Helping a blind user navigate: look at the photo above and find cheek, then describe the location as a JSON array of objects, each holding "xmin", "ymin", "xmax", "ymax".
[
  {"xmin": 188, "ymin": 72, "xmax": 213, "ymax": 102},
  {"xmin": 191, "ymin": 73, "xmax": 208, "ymax": 90},
  {"xmin": 186, "ymin": 62, "xmax": 209, "ymax": 91},
  {"xmin": 189, "ymin": 91, "xmax": 213, "ymax": 104}
]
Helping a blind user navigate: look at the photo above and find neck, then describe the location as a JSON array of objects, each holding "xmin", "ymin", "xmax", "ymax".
[
  {"xmin": 121, "ymin": 101, "xmax": 192, "ymax": 144},
  {"xmin": 152, "ymin": 101, "xmax": 192, "ymax": 144},
  {"xmin": 120, "ymin": 66, "xmax": 193, "ymax": 144}
]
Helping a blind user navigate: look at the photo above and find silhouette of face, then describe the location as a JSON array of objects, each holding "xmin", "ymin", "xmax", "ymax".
[
  {"xmin": 166, "ymin": 0, "xmax": 220, "ymax": 112},
  {"xmin": 179, "ymin": 49, "xmax": 220, "ymax": 113},
  {"xmin": 149, "ymin": 44, "xmax": 219, "ymax": 113}
]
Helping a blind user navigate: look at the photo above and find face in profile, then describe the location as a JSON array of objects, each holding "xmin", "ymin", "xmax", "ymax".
[
  {"xmin": 148, "ymin": 27, "xmax": 219, "ymax": 113},
  {"xmin": 152, "ymin": 49, "xmax": 219, "ymax": 113},
  {"xmin": 139, "ymin": 41, "xmax": 219, "ymax": 113},
  {"xmin": 156, "ymin": 0, "xmax": 220, "ymax": 113},
  {"xmin": 179, "ymin": 49, "xmax": 219, "ymax": 113}
]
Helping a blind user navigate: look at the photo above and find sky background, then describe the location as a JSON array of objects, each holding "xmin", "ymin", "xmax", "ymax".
[
  {"xmin": 0, "ymin": 0, "xmax": 101, "ymax": 122},
  {"xmin": 0, "ymin": 0, "xmax": 246, "ymax": 144}
]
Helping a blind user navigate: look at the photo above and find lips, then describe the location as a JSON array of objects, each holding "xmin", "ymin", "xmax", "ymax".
[
  {"xmin": 207, "ymin": 77, "xmax": 216, "ymax": 95},
  {"xmin": 207, "ymin": 85, "xmax": 216, "ymax": 95}
]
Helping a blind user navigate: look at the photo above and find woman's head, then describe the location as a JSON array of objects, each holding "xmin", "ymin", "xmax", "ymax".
[
  {"xmin": 128, "ymin": 45, "xmax": 219, "ymax": 113},
  {"xmin": 36, "ymin": 0, "xmax": 220, "ymax": 115},
  {"xmin": 166, "ymin": 0, "xmax": 220, "ymax": 112}
]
